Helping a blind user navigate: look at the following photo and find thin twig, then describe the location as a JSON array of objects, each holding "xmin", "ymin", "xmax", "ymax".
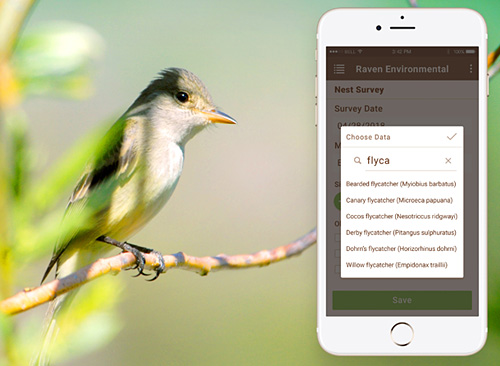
[
  {"xmin": 488, "ymin": 43, "xmax": 500, "ymax": 78},
  {"xmin": 0, "ymin": 228, "xmax": 317, "ymax": 315},
  {"xmin": 488, "ymin": 43, "xmax": 500, "ymax": 69},
  {"xmin": 489, "ymin": 62, "xmax": 500, "ymax": 80}
]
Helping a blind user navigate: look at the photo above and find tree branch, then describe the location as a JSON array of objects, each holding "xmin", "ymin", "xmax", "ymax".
[
  {"xmin": 488, "ymin": 43, "xmax": 500, "ymax": 79},
  {"xmin": 0, "ymin": 228, "xmax": 317, "ymax": 315}
]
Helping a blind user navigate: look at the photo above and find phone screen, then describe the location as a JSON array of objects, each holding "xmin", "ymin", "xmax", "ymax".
[{"xmin": 326, "ymin": 47, "xmax": 479, "ymax": 316}]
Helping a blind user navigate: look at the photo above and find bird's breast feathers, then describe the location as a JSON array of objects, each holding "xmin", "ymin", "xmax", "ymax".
[{"xmin": 106, "ymin": 140, "xmax": 184, "ymax": 239}]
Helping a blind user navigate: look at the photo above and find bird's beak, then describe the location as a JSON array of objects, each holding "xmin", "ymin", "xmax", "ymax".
[{"xmin": 200, "ymin": 109, "xmax": 237, "ymax": 124}]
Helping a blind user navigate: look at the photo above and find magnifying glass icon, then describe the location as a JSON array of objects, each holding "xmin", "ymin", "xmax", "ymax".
[{"xmin": 354, "ymin": 157, "xmax": 361, "ymax": 164}]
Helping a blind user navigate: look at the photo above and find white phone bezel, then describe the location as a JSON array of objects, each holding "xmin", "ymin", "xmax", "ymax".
[{"xmin": 316, "ymin": 8, "xmax": 487, "ymax": 356}]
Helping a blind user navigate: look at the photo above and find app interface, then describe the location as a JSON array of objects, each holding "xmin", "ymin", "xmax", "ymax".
[{"xmin": 326, "ymin": 47, "xmax": 478, "ymax": 316}]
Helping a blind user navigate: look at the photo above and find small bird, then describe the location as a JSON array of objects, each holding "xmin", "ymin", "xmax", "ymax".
[{"xmin": 33, "ymin": 67, "xmax": 236, "ymax": 365}]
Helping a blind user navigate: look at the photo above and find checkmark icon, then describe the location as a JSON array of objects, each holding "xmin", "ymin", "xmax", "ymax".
[{"xmin": 447, "ymin": 133, "xmax": 457, "ymax": 140}]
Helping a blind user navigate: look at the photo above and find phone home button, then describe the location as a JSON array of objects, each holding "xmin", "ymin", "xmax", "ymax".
[{"xmin": 390, "ymin": 322, "xmax": 414, "ymax": 347}]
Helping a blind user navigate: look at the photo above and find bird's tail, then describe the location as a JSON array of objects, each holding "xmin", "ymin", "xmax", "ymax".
[{"xmin": 30, "ymin": 290, "xmax": 78, "ymax": 366}]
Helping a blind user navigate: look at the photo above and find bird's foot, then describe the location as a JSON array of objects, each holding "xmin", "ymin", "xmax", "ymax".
[
  {"xmin": 97, "ymin": 236, "xmax": 165, "ymax": 280},
  {"xmin": 125, "ymin": 242, "xmax": 166, "ymax": 281}
]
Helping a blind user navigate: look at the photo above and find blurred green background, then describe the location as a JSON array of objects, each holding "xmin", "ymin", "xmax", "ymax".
[{"xmin": 7, "ymin": 0, "xmax": 500, "ymax": 364}]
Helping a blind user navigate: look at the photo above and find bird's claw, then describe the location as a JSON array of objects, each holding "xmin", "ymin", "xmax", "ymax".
[
  {"xmin": 119, "ymin": 243, "xmax": 148, "ymax": 277},
  {"xmin": 97, "ymin": 236, "xmax": 164, "ymax": 280},
  {"xmin": 124, "ymin": 242, "xmax": 164, "ymax": 280},
  {"xmin": 146, "ymin": 250, "xmax": 166, "ymax": 281}
]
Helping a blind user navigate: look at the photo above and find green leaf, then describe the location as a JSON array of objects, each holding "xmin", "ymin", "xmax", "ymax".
[
  {"xmin": 4, "ymin": 112, "xmax": 31, "ymax": 199},
  {"xmin": 12, "ymin": 21, "xmax": 104, "ymax": 99},
  {"xmin": 24, "ymin": 120, "xmax": 112, "ymax": 214},
  {"xmin": 52, "ymin": 277, "xmax": 123, "ymax": 363}
]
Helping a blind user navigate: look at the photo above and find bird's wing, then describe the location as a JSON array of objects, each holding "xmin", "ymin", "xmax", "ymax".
[
  {"xmin": 67, "ymin": 118, "xmax": 138, "ymax": 206},
  {"xmin": 41, "ymin": 117, "xmax": 140, "ymax": 283}
]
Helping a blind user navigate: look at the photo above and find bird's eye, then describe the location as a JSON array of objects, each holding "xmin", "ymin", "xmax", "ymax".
[{"xmin": 175, "ymin": 91, "xmax": 189, "ymax": 103}]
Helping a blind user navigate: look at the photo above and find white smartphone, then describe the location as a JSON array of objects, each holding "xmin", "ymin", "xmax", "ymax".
[{"xmin": 316, "ymin": 8, "xmax": 487, "ymax": 355}]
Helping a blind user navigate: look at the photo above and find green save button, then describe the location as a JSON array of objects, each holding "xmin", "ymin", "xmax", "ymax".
[{"xmin": 332, "ymin": 291, "xmax": 472, "ymax": 310}]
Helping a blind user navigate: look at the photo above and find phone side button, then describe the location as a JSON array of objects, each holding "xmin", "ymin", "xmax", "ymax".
[
  {"xmin": 390, "ymin": 322, "xmax": 414, "ymax": 347},
  {"xmin": 487, "ymin": 73, "xmax": 490, "ymax": 97},
  {"xmin": 315, "ymin": 101, "xmax": 318, "ymax": 127}
]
